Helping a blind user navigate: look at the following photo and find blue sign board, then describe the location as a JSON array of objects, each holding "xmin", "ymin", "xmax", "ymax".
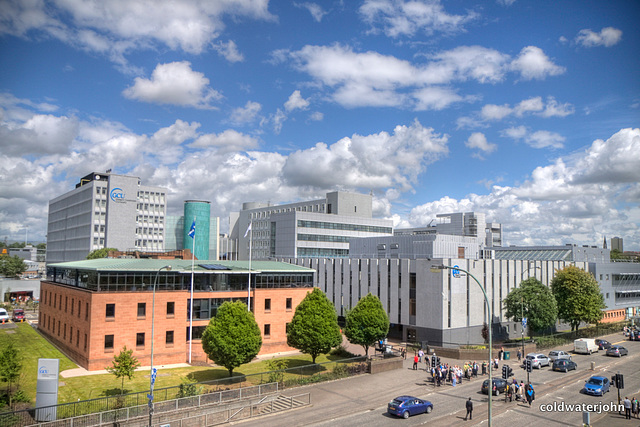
[
  {"xmin": 452, "ymin": 265, "xmax": 461, "ymax": 278},
  {"xmin": 522, "ymin": 318, "xmax": 528, "ymax": 328}
]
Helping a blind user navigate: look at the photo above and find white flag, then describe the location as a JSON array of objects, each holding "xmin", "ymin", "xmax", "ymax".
[{"xmin": 244, "ymin": 222, "xmax": 252, "ymax": 238}]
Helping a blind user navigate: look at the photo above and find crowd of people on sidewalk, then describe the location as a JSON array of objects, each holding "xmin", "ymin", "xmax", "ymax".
[{"xmin": 623, "ymin": 396, "xmax": 640, "ymax": 419}]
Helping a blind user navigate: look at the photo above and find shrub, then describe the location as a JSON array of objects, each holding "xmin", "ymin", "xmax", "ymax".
[{"xmin": 329, "ymin": 345, "xmax": 356, "ymax": 358}]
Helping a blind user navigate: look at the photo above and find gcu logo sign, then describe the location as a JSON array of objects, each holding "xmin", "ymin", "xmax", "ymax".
[
  {"xmin": 39, "ymin": 366, "xmax": 48, "ymax": 375},
  {"xmin": 110, "ymin": 187, "xmax": 125, "ymax": 202}
]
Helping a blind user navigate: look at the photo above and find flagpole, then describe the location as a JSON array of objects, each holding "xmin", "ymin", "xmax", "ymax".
[
  {"xmin": 247, "ymin": 221, "xmax": 252, "ymax": 312},
  {"xmin": 189, "ymin": 217, "xmax": 195, "ymax": 364}
]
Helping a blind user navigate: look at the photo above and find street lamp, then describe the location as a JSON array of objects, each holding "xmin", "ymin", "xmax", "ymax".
[
  {"xmin": 431, "ymin": 264, "xmax": 492, "ymax": 427},
  {"xmin": 149, "ymin": 265, "xmax": 172, "ymax": 427}
]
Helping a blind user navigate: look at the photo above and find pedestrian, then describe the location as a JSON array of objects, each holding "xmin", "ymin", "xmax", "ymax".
[
  {"xmin": 624, "ymin": 397, "xmax": 632, "ymax": 419},
  {"xmin": 418, "ymin": 348, "xmax": 424, "ymax": 363},
  {"xmin": 413, "ymin": 354, "xmax": 418, "ymax": 370},
  {"xmin": 401, "ymin": 347, "xmax": 406, "ymax": 359},
  {"xmin": 499, "ymin": 347, "xmax": 503, "ymax": 360},
  {"xmin": 517, "ymin": 349, "xmax": 522, "ymax": 362},
  {"xmin": 632, "ymin": 397, "xmax": 639, "ymax": 418},
  {"xmin": 525, "ymin": 383, "xmax": 535, "ymax": 407},
  {"xmin": 465, "ymin": 397, "xmax": 473, "ymax": 421},
  {"xmin": 482, "ymin": 361, "xmax": 487, "ymax": 375}
]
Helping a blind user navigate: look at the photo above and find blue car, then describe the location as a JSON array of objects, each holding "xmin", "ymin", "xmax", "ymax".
[
  {"xmin": 583, "ymin": 376, "xmax": 610, "ymax": 396},
  {"xmin": 388, "ymin": 396, "xmax": 433, "ymax": 419}
]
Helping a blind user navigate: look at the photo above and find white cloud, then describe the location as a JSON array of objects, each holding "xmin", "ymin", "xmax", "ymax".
[
  {"xmin": 501, "ymin": 125, "xmax": 527, "ymax": 139},
  {"xmin": 213, "ymin": 40, "xmax": 244, "ymax": 63},
  {"xmin": 0, "ymin": 114, "xmax": 78, "ymax": 155},
  {"xmin": 575, "ymin": 27, "xmax": 623, "ymax": 48},
  {"xmin": 122, "ymin": 62, "xmax": 221, "ymax": 108},
  {"xmin": 229, "ymin": 101, "xmax": 262, "ymax": 125},
  {"xmin": 272, "ymin": 109, "xmax": 287, "ymax": 134},
  {"xmin": 510, "ymin": 46, "xmax": 565, "ymax": 80},
  {"xmin": 284, "ymin": 90, "xmax": 310, "ymax": 111},
  {"xmin": 412, "ymin": 86, "xmax": 468, "ymax": 111},
  {"xmin": 359, "ymin": 0, "xmax": 478, "ymax": 38},
  {"xmin": 465, "ymin": 132, "xmax": 497, "ymax": 155},
  {"xmin": 481, "ymin": 104, "xmax": 512, "ymax": 121},
  {"xmin": 294, "ymin": 2, "xmax": 328, "ymax": 22},
  {"xmin": 468, "ymin": 97, "xmax": 574, "ymax": 127},
  {"xmin": 514, "ymin": 96, "xmax": 544, "ymax": 116},
  {"xmin": 501, "ymin": 126, "xmax": 564, "ymax": 149},
  {"xmin": 309, "ymin": 111, "xmax": 324, "ymax": 121},
  {"xmin": 190, "ymin": 129, "xmax": 259, "ymax": 154}
]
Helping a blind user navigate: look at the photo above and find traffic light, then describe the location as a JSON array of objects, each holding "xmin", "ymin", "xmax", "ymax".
[
  {"xmin": 612, "ymin": 373, "xmax": 624, "ymax": 389},
  {"xmin": 507, "ymin": 366, "xmax": 513, "ymax": 377},
  {"xmin": 502, "ymin": 365, "xmax": 508, "ymax": 379},
  {"xmin": 525, "ymin": 359, "xmax": 532, "ymax": 372},
  {"xmin": 431, "ymin": 356, "xmax": 437, "ymax": 368}
]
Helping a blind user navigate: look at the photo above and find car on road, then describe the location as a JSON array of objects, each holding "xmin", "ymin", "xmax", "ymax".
[
  {"xmin": 387, "ymin": 396, "xmax": 433, "ymax": 419},
  {"xmin": 12, "ymin": 308, "xmax": 25, "ymax": 322},
  {"xmin": 481, "ymin": 378, "xmax": 508, "ymax": 396},
  {"xmin": 0, "ymin": 308, "xmax": 9, "ymax": 323},
  {"xmin": 548, "ymin": 350, "xmax": 571, "ymax": 361},
  {"xmin": 606, "ymin": 345, "xmax": 629, "ymax": 357},
  {"xmin": 525, "ymin": 353, "xmax": 551, "ymax": 369},
  {"xmin": 630, "ymin": 330, "xmax": 640, "ymax": 341},
  {"xmin": 595, "ymin": 339, "xmax": 612, "ymax": 350},
  {"xmin": 552, "ymin": 359, "xmax": 577, "ymax": 372},
  {"xmin": 583, "ymin": 376, "xmax": 610, "ymax": 396}
]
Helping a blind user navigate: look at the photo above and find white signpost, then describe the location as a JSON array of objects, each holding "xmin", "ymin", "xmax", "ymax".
[{"xmin": 35, "ymin": 358, "xmax": 59, "ymax": 422}]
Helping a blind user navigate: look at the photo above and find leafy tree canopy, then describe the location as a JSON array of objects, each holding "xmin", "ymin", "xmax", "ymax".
[
  {"xmin": 0, "ymin": 255, "xmax": 27, "ymax": 278},
  {"xmin": 344, "ymin": 293, "xmax": 389, "ymax": 356},
  {"xmin": 86, "ymin": 248, "xmax": 118, "ymax": 259},
  {"xmin": 105, "ymin": 346, "xmax": 141, "ymax": 394},
  {"xmin": 503, "ymin": 278, "xmax": 558, "ymax": 334},
  {"xmin": 287, "ymin": 288, "xmax": 342, "ymax": 363},
  {"xmin": 551, "ymin": 266, "xmax": 605, "ymax": 332},
  {"xmin": 201, "ymin": 301, "xmax": 262, "ymax": 376},
  {"xmin": 0, "ymin": 340, "xmax": 22, "ymax": 405}
]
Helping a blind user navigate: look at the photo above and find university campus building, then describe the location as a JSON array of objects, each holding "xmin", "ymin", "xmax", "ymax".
[{"xmin": 39, "ymin": 259, "xmax": 315, "ymax": 371}]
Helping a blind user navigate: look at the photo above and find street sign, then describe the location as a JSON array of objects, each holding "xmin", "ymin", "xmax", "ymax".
[
  {"xmin": 522, "ymin": 318, "xmax": 527, "ymax": 328},
  {"xmin": 452, "ymin": 265, "xmax": 461, "ymax": 278}
]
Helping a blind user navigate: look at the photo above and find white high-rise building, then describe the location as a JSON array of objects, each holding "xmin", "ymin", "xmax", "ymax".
[{"xmin": 46, "ymin": 172, "xmax": 167, "ymax": 263}]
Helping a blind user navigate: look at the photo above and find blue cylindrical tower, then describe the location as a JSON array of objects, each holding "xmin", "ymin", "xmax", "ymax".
[{"xmin": 183, "ymin": 200, "xmax": 211, "ymax": 260}]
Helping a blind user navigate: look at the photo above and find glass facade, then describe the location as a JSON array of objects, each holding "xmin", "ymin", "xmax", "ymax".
[{"xmin": 298, "ymin": 220, "xmax": 392, "ymax": 234}]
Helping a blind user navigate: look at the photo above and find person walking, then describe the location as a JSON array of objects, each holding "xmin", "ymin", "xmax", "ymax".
[
  {"xmin": 482, "ymin": 361, "xmax": 487, "ymax": 375},
  {"xmin": 525, "ymin": 383, "xmax": 535, "ymax": 407},
  {"xmin": 401, "ymin": 347, "xmax": 406, "ymax": 360},
  {"xmin": 413, "ymin": 354, "xmax": 419, "ymax": 370},
  {"xmin": 631, "ymin": 397, "xmax": 639, "ymax": 418},
  {"xmin": 624, "ymin": 397, "xmax": 632, "ymax": 419},
  {"xmin": 517, "ymin": 349, "xmax": 522, "ymax": 362},
  {"xmin": 465, "ymin": 397, "xmax": 473, "ymax": 421},
  {"xmin": 418, "ymin": 348, "xmax": 424, "ymax": 363}
]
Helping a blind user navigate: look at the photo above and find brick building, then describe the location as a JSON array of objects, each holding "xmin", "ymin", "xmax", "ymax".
[{"xmin": 39, "ymin": 259, "xmax": 315, "ymax": 371}]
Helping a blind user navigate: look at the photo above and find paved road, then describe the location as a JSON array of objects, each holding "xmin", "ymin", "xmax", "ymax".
[{"xmin": 233, "ymin": 333, "xmax": 640, "ymax": 427}]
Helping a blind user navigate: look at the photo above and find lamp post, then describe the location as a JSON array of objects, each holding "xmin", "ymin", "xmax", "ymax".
[
  {"xmin": 149, "ymin": 265, "xmax": 171, "ymax": 427},
  {"xmin": 432, "ymin": 264, "xmax": 492, "ymax": 427}
]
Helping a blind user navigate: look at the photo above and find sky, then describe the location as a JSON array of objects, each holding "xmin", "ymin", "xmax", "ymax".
[{"xmin": 0, "ymin": 0, "xmax": 639, "ymax": 251}]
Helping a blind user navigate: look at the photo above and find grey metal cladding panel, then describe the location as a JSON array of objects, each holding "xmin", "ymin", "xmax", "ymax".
[
  {"xmin": 388, "ymin": 259, "xmax": 399, "ymax": 322},
  {"xmin": 350, "ymin": 260, "xmax": 359, "ymax": 309},
  {"xmin": 325, "ymin": 259, "xmax": 335, "ymax": 305},
  {"xmin": 399, "ymin": 259, "xmax": 410, "ymax": 325},
  {"xmin": 369, "ymin": 258, "xmax": 379, "ymax": 300},
  {"xmin": 360, "ymin": 259, "xmax": 369, "ymax": 303},
  {"xmin": 379, "ymin": 259, "xmax": 389, "ymax": 313},
  {"xmin": 342, "ymin": 260, "xmax": 351, "ymax": 311}
]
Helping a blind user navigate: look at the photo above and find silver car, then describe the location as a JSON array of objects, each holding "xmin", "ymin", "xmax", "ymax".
[
  {"xmin": 0, "ymin": 308, "xmax": 9, "ymax": 323},
  {"xmin": 548, "ymin": 350, "xmax": 571, "ymax": 361},
  {"xmin": 606, "ymin": 345, "xmax": 628, "ymax": 357},
  {"xmin": 526, "ymin": 353, "xmax": 550, "ymax": 368}
]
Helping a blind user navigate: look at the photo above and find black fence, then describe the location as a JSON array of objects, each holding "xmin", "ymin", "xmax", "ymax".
[{"xmin": 0, "ymin": 355, "xmax": 368, "ymax": 426}]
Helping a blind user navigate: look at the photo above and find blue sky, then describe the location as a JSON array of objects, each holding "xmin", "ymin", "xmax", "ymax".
[{"xmin": 1, "ymin": 0, "xmax": 639, "ymax": 250}]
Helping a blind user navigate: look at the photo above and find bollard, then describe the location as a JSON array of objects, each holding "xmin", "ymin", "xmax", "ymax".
[{"xmin": 590, "ymin": 361, "xmax": 595, "ymax": 370}]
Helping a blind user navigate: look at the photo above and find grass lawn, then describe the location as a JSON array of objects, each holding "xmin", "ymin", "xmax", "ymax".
[{"xmin": 1, "ymin": 323, "xmax": 357, "ymax": 405}]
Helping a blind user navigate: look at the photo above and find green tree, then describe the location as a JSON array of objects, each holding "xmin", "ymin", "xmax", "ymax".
[
  {"xmin": 344, "ymin": 293, "xmax": 389, "ymax": 357},
  {"xmin": 287, "ymin": 288, "xmax": 342, "ymax": 363},
  {"xmin": 36, "ymin": 243, "xmax": 46, "ymax": 250},
  {"xmin": 503, "ymin": 278, "xmax": 558, "ymax": 335},
  {"xmin": 86, "ymin": 248, "xmax": 118, "ymax": 259},
  {"xmin": 8, "ymin": 242, "xmax": 25, "ymax": 249},
  {"xmin": 551, "ymin": 266, "xmax": 606, "ymax": 332},
  {"xmin": 0, "ymin": 341, "xmax": 22, "ymax": 408},
  {"xmin": 105, "ymin": 346, "xmax": 140, "ymax": 394},
  {"xmin": 0, "ymin": 255, "xmax": 27, "ymax": 278},
  {"xmin": 201, "ymin": 301, "xmax": 262, "ymax": 377}
]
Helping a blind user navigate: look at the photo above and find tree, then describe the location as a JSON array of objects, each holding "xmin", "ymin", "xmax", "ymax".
[
  {"xmin": 36, "ymin": 243, "xmax": 46, "ymax": 250},
  {"xmin": 105, "ymin": 346, "xmax": 140, "ymax": 394},
  {"xmin": 503, "ymin": 278, "xmax": 558, "ymax": 335},
  {"xmin": 0, "ymin": 255, "xmax": 27, "ymax": 278},
  {"xmin": 287, "ymin": 288, "xmax": 342, "ymax": 363},
  {"xmin": 0, "ymin": 341, "xmax": 22, "ymax": 408},
  {"xmin": 201, "ymin": 301, "xmax": 262, "ymax": 377},
  {"xmin": 344, "ymin": 293, "xmax": 389, "ymax": 357},
  {"xmin": 551, "ymin": 266, "xmax": 606, "ymax": 332},
  {"xmin": 86, "ymin": 248, "xmax": 118, "ymax": 259}
]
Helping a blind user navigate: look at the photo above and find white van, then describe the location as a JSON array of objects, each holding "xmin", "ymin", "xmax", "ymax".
[{"xmin": 574, "ymin": 338, "xmax": 598, "ymax": 354}]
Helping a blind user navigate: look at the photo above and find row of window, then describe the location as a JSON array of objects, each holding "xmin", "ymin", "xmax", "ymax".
[
  {"xmin": 249, "ymin": 203, "xmax": 327, "ymax": 220},
  {"xmin": 297, "ymin": 234, "xmax": 351, "ymax": 243},
  {"xmin": 297, "ymin": 220, "xmax": 392, "ymax": 234},
  {"xmin": 43, "ymin": 290, "xmax": 89, "ymax": 320},
  {"xmin": 106, "ymin": 301, "xmax": 175, "ymax": 319},
  {"xmin": 104, "ymin": 331, "xmax": 174, "ymax": 351},
  {"xmin": 41, "ymin": 312, "xmax": 88, "ymax": 350}
]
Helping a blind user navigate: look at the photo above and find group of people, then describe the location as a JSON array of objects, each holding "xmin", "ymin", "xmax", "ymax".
[
  {"xmin": 623, "ymin": 396, "xmax": 640, "ymax": 419},
  {"xmin": 427, "ymin": 360, "xmax": 484, "ymax": 386}
]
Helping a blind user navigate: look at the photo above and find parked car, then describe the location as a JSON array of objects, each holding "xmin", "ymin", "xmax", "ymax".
[
  {"xmin": 0, "ymin": 308, "xmax": 9, "ymax": 323},
  {"xmin": 548, "ymin": 350, "xmax": 571, "ymax": 361},
  {"xmin": 574, "ymin": 338, "xmax": 598, "ymax": 354},
  {"xmin": 552, "ymin": 359, "xmax": 578, "ymax": 372},
  {"xmin": 11, "ymin": 308, "xmax": 25, "ymax": 322},
  {"xmin": 583, "ymin": 376, "xmax": 610, "ymax": 396},
  {"xmin": 630, "ymin": 330, "xmax": 640, "ymax": 341},
  {"xmin": 606, "ymin": 345, "xmax": 629, "ymax": 357},
  {"xmin": 481, "ymin": 378, "xmax": 508, "ymax": 396},
  {"xmin": 525, "ymin": 353, "xmax": 550, "ymax": 369},
  {"xmin": 387, "ymin": 396, "xmax": 433, "ymax": 419},
  {"xmin": 595, "ymin": 339, "xmax": 612, "ymax": 350}
]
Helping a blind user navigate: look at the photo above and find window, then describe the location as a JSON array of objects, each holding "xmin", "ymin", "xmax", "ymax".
[
  {"xmin": 106, "ymin": 303, "xmax": 115, "ymax": 318},
  {"xmin": 137, "ymin": 303, "xmax": 146, "ymax": 317},
  {"xmin": 167, "ymin": 301, "xmax": 175, "ymax": 316},
  {"xmin": 264, "ymin": 298, "xmax": 271, "ymax": 311},
  {"xmin": 136, "ymin": 333, "xmax": 145, "ymax": 347},
  {"xmin": 86, "ymin": 303, "xmax": 89, "ymax": 320},
  {"xmin": 105, "ymin": 335, "xmax": 114, "ymax": 350},
  {"xmin": 166, "ymin": 331, "xmax": 174, "ymax": 345},
  {"xmin": 264, "ymin": 324, "xmax": 271, "ymax": 337},
  {"xmin": 71, "ymin": 298, "xmax": 74, "ymax": 315},
  {"xmin": 286, "ymin": 298, "xmax": 292, "ymax": 311}
]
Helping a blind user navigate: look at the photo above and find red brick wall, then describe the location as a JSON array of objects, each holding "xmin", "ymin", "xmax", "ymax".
[{"xmin": 601, "ymin": 309, "xmax": 626, "ymax": 324}]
